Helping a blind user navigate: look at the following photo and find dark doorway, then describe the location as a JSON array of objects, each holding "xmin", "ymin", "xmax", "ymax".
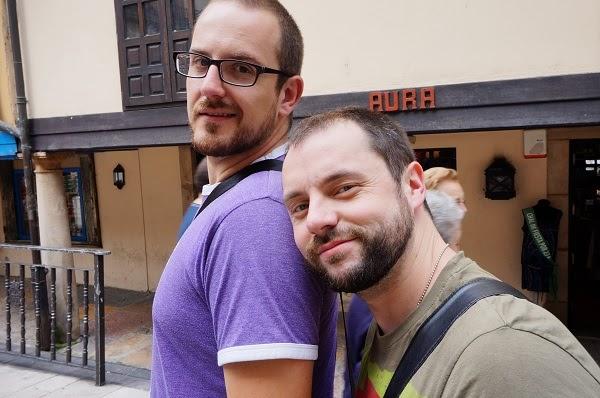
[{"xmin": 569, "ymin": 139, "xmax": 600, "ymax": 336}]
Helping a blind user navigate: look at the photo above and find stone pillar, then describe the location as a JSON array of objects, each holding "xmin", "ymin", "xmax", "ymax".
[{"xmin": 34, "ymin": 153, "xmax": 80, "ymax": 340}]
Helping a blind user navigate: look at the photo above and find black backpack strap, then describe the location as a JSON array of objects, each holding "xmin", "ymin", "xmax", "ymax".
[
  {"xmin": 198, "ymin": 159, "xmax": 283, "ymax": 215},
  {"xmin": 383, "ymin": 278, "xmax": 526, "ymax": 398}
]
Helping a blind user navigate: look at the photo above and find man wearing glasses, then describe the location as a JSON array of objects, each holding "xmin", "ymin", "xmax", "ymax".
[{"xmin": 151, "ymin": 1, "xmax": 336, "ymax": 397}]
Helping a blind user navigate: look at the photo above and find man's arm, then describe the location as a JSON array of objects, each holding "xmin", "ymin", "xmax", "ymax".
[
  {"xmin": 224, "ymin": 359, "xmax": 313, "ymax": 398},
  {"xmin": 208, "ymin": 197, "xmax": 333, "ymax": 396}
]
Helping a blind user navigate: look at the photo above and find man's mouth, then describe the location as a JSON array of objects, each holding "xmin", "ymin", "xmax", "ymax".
[
  {"xmin": 198, "ymin": 110, "xmax": 236, "ymax": 118},
  {"xmin": 318, "ymin": 239, "xmax": 355, "ymax": 255}
]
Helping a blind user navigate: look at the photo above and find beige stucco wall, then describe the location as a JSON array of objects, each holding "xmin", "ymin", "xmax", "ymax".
[
  {"xmin": 413, "ymin": 130, "xmax": 547, "ymax": 289},
  {"xmin": 284, "ymin": 0, "xmax": 600, "ymax": 95},
  {"xmin": 2, "ymin": 147, "xmax": 189, "ymax": 290},
  {"xmin": 0, "ymin": 2, "xmax": 14, "ymax": 124},
  {"xmin": 95, "ymin": 150, "xmax": 148, "ymax": 291},
  {"xmin": 139, "ymin": 147, "xmax": 186, "ymax": 290},
  {"xmin": 94, "ymin": 147, "xmax": 188, "ymax": 291},
  {"xmin": 13, "ymin": 0, "xmax": 600, "ymax": 118},
  {"xmin": 17, "ymin": 0, "xmax": 122, "ymax": 118}
]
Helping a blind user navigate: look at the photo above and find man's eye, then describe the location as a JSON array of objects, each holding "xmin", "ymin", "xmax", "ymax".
[
  {"xmin": 292, "ymin": 203, "xmax": 308, "ymax": 215},
  {"xmin": 232, "ymin": 62, "xmax": 253, "ymax": 75},
  {"xmin": 196, "ymin": 56, "xmax": 210, "ymax": 67},
  {"xmin": 336, "ymin": 185, "xmax": 355, "ymax": 194}
]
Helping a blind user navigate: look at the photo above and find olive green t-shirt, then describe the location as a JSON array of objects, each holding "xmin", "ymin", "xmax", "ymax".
[{"xmin": 356, "ymin": 253, "xmax": 600, "ymax": 398}]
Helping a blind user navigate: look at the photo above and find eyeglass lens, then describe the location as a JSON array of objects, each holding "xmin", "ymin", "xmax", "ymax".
[{"xmin": 178, "ymin": 53, "xmax": 258, "ymax": 86}]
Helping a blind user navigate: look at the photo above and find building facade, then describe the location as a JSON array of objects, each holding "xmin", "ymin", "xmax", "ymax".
[{"xmin": 0, "ymin": 0, "xmax": 599, "ymax": 333}]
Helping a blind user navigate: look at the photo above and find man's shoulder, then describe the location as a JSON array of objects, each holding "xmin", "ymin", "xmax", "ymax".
[
  {"xmin": 197, "ymin": 169, "xmax": 287, "ymax": 227},
  {"xmin": 403, "ymin": 295, "xmax": 600, "ymax": 397},
  {"xmin": 439, "ymin": 324, "xmax": 600, "ymax": 397},
  {"xmin": 215, "ymin": 169, "xmax": 285, "ymax": 212},
  {"xmin": 444, "ymin": 293, "xmax": 580, "ymax": 358},
  {"xmin": 219, "ymin": 171, "xmax": 289, "ymax": 228},
  {"xmin": 174, "ymin": 169, "xmax": 294, "ymax": 271}
]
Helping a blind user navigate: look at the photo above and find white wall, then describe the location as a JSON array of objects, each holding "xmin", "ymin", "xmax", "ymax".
[
  {"xmin": 17, "ymin": 0, "xmax": 122, "ymax": 118},
  {"xmin": 284, "ymin": 0, "xmax": 600, "ymax": 95},
  {"xmin": 15, "ymin": 0, "xmax": 600, "ymax": 118}
]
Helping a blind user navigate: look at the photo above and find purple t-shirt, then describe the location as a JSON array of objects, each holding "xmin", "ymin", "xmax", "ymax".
[{"xmin": 151, "ymin": 168, "xmax": 337, "ymax": 397}]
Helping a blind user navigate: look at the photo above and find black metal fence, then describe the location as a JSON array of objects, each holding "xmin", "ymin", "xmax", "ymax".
[{"xmin": 0, "ymin": 243, "xmax": 110, "ymax": 385}]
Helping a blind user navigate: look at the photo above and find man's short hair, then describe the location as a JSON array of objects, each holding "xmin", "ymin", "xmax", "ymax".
[
  {"xmin": 204, "ymin": 0, "xmax": 303, "ymax": 89},
  {"xmin": 424, "ymin": 167, "xmax": 459, "ymax": 190},
  {"xmin": 289, "ymin": 107, "xmax": 416, "ymax": 186}
]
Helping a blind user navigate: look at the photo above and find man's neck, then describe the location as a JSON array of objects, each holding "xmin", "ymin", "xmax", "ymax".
[
  {"xmin": 206, "ymin": 123, "xmax": 288, "ymax": 183},
  {"xmin": 359, "ymin": 217, "xmax": 456, "ymax": 335}
]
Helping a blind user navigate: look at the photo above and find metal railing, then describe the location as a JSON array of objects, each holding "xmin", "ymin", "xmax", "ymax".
[{"xmin": 0, "ymin": 243, "xmax": 110, "ymax": 385}]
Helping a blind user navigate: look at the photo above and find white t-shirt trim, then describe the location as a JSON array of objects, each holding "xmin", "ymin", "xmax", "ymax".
[{"xmin": 217, "ymin": 343, "xmax": 318, "ymax": 366}]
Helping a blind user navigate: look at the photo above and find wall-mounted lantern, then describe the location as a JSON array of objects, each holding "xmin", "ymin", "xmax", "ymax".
[
  {"xmin": 113, "ymin": 164, "xmax": 125, "ymax": 189},
  {"xmin": 484, "ymin": 157, "xmax": 515, "ymax": 200}
]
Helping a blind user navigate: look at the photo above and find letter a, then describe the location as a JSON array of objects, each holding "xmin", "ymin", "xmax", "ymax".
[
  {"xmin": 420, "ymin": 87, "xmax": 436, "ymax": 109},
  {"xmin": 369, "ymin": 92, "xmax": 384, "ymax": 112}
]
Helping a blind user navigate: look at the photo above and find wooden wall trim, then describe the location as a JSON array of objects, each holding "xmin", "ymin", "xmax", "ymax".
[
  {"xmin": 294, "ymin": 73, "xmax": 600, "ymax": 117},
  {"xmin": 31, "ymin": 106, "xmax": 188, "ymax": 136},
  {"xmin": 29, "ymin": 72, "xmax": 600, "ymax": 150}
]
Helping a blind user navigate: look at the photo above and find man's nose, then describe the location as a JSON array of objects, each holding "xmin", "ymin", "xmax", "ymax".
[
  {"xmin": 200, "ymin": 65, "xmax": 226, "ymax": 98},
  {"xmin": 305, "ymin": 202, "xmax": 338, "ymax": 236}
]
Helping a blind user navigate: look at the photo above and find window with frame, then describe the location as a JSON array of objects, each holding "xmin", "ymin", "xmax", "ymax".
[
  {"xmin": 13, "ymin": 169, "xmax": 87, "ymax": 242},
  {"xmin": 415, "ymin": 148, "xmax": 457, "ymax": 171},
  {"xmin": 114, "ymin": 0, "xmax": 208, "ymax": 108},
  {"xmin": 0, "ymin": 156, "xmax": 100, "ymax": 245}
]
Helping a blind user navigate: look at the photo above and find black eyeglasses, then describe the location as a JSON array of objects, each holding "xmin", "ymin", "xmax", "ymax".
[{"xmin": 173, "ymin": 52, "xmax": 292, "ymax": 87}]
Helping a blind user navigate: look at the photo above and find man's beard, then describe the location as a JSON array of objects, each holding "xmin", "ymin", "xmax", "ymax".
[
  {"xmin": 305, "ymin": 198, "xmax": 414, "ymax": 293},
  {"xmin": 190, "ymin": 97, "xmax": 277, "ymax": 157}
]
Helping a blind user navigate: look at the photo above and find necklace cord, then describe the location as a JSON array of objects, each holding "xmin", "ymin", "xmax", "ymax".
[
  {"xmin": 417, "ymin": 243, "xmax": 450, "ymax": 307},
  {"xmin": 342, "ymin": 243, "xmax": 449, "ymax": 397},
  {"xmin": 340, "ymin": 292, "xmax": 356, "ymax": 398}
]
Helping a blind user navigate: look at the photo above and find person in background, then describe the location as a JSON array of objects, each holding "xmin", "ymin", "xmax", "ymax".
[
  {"xmin": 424, "ymin": 167, "xmax": 467, "ymax": 211},
  {"xmin": 151, "ymin": 1, "xmax": 337, "ymax": 396},
  {"xmin": 425, "ymin": 189, "xmax": 465, "ymax": 253},
  {"xmin": 424, "ymin": 167, "xmax": 467, "ymax": 250},
  {"xmin": 176, "ymin": 157, "xmax": 209, "ymax": 240}
]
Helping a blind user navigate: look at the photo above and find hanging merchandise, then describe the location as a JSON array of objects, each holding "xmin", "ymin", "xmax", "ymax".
[{"xmin": 521, "ymin": 199, "xmax": 562, "ymax": 299}]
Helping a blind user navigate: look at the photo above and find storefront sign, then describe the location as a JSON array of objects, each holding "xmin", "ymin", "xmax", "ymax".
[{"xmin": 369, "ymin": 87, "xmax": 436, "ymax": 113}]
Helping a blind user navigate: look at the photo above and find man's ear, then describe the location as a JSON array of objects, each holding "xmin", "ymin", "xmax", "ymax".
[
  {"xmin": 278, "ymin": 75, "xmax": 304, "ymax": 118},
  {"xmin": 403, "ymin": 161, "xmax": 426, "ymax": 211}
]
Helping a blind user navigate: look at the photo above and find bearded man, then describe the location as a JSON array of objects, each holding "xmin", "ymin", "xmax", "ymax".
[
  {"xmin": 151, "ymin": 1, "xmax": 336, "ymax": 397},
  {"xmin": 282, "ymin": 107, "xmax": 600, "ymax": 398}
]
